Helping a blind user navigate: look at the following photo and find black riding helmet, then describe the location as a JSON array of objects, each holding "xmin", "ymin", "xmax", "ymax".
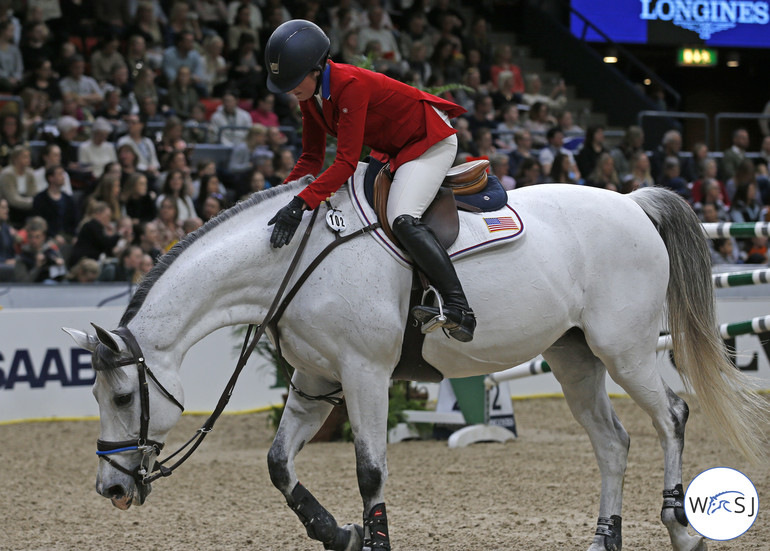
[{"xmin": 265, "ymin": 19, "xmax": 330, "ymax": 94}]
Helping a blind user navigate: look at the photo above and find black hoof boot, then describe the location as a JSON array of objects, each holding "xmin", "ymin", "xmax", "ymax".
[
  {"xmin": 363, "ymin": 502, "xmax": 390, "ymax": 550},
  {"xmin": 412, "ymin": 304, "xmax": 476, "ymax": 342}
]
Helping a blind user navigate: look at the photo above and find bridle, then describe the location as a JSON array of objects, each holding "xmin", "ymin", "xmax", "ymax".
[{"xmin": 94, "ymin": 205, "xmax": 380, "ymax": 487}]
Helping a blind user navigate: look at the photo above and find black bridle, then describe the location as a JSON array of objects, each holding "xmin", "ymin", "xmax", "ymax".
[{"xmin": 94, "ymin": 206, "xmax": 380, "ymax": 487}]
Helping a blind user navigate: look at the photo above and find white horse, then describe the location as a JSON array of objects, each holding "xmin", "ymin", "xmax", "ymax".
[{"xmin": 64, "ymin": 175, "xmax": 767, "ymax": 551}]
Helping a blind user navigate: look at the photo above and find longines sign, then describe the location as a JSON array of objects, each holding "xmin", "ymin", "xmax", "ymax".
[
  {"xmin": 571, "ymin": 0, "xmax": 770, "ymax": 47},
  {"xmin": 640, "ymin": 0, "xmax": 770, "ymax": 39}
]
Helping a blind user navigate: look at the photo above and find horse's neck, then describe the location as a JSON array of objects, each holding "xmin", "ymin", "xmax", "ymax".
[{"xmin": 125, "ymin": 191, "xmax": 299, "ymax": 365}]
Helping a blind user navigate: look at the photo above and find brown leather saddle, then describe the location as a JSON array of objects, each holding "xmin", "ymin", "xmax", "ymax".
[{"xmin": 372, "ymin": 159, "xmax": 490, "ymax": 249}]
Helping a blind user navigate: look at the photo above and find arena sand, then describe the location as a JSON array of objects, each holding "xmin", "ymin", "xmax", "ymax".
[{"xmin": 1, "ymin": 396, "xmax": 768, "ymax": 550}]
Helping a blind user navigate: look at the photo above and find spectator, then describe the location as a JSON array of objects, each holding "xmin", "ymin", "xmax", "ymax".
[
  {"xmin": 621, "ymin": 151, "xmax": 654, "ymax": 193},
  {"xmin": 649, "ymin": 129, "xmax": 683, "ymax": 183},
  {"xmin": 122, "ymin": 171, "xmax": 157, "ymax": 224},
  {"xmin": 711, "ymin": 237, "xmax": 743, "ymax": 265},
  {"xmin": 94, "ymin": 0, "xmax": 131, "ymax": 38},
  {"xmin": 508, "ymin": 128, "xmax": 535, "ymax": 176},
  {"xmin": 538, "ymin": 126, "xmax": 579, "ymax": 178},
  {"xmin": 682, "ymin": 141, "xmax": 709, "ymax": 184},
  {"xmin": 78, "ymin": 118, "xmax": 118, "ymax": 179},
  {"xmin": 359, "ymin": 5, "xmax": 401, "ymax": 63},
  {"xmin": 693, "ymin": 179, "xmax": 729, "ymax": 222},
  {"xmin": 226, "ymin": 0, "xmax": 263, "ymax": 35},
  {"xmin": 489, "ymin": 43, "xmax": 524, "ymax": 94},
  {"xmin": 198, "ymin": 192, "xmax": 227, "ymax": 222},
  {"xmin": 522, "ymin": 73, "xmax": 566, "ymax": 112},
  {"xmin": 576, "ymin": 125, "xmax": 607, "ymax": 179},
  {"xmin": 729, "ymin": 169, "xmax": 763, "ymax": 223},
  {"xmin": 463, "ymin": 14, "xmax": 494, "ymax": 65},
  {"xmin": 726, "ymin": 158, "xmax": 760, "ymax": 204},
  {"xmin": 136, "ymin": 219, "xmax": 163, "ymax": 262},
  {"xmin": 116, "ymin": 142, "xmax": 142, "ymax": 185},
  {"xmin": 0, "ymin": 197, "xmax": 17, "ymax": 265},
  {"xmin": 250, "ymin": 89, "xmax": 279, "ymax": 127},
  {"xmin": 68, "ymin": 200, "xmax": 124, "ymax": 268},
  {"xmin": 545, "ymin": 152, "xmax": 579, "ymax": 185},
  {"xmin": 194, "ymin": 166, "xmax": 227, "ymax": 202},
  {"xmin": 184, "ymin": 103, "xmax": 211, "ymax": 144},
  {"xmin": 453, "ymin": 116, "xmax": 476, "ymax": 162},
  {"xmin": 138, "ymin": 94, "xmax": 166, "ymax": 127},
  {"xmin": 227, "ymin": 3, "xmax": 258, "ymax": 53},
  {"xmin": 585, "ymin": 151, "xmax": 620, "ymax": 191},
  {"xmin": 490, "ymin": 71, "xmax": 522, "ymax": 117},
  {"xmin": 84, "ymin": 174, "xmax": 123, "ymax": 224},
  {"xmin": 117, "ymin": 114, "xmax": 161, "ymax": 179},
  {"xmin": 429, "ymin": 37, "xmax": 463, "ymax": 84},
  {"xmin": 94, "ymin": 85, "xmax": 129, "ymax": 125},
  {"xmin": 100, "ymin": 243, "xmax": 144, "ymax": 282},
  {"xmin": 89, "ymin": 34, "xmax": 127, "ymax": 85},
  {"xmin": 0, "ymin": 19, "xmax": 23, "ymax": 92},
  {"xmin": 151, "ymin": 196, "xmax": 184, "ymax": 251},
  {"xmin": 156, "ymin": 169, "xmax": 196, "ymax": 223},
  {"xmin": 609, "ymin": 125, "xmax": 645, "ymax": 181},
  {"xmin": 19, "ymin": 20, "xmax": 55, "ymax": 73},
  {"xmin": 398, "ymin": 11, "xmax": 436, "ymax": 62},
  {"xmin": 33, "ymin": 143, "xmax": 73, "ymax": 195},
  {"xmin": 401, "ymin": 41, "xmax": 432, "ymax": 89},
  {"xmin": 691, "ymin": 157, "xmax": 729, "ymax": 207},
  {"xmin": 464, "ymin": 93, "xmax": 497, "ymax": 136},
  {"xmin": 58, "ymin": 54, "xmax": 103, "ymax": 111},
  {"xmin": 0, "ymin": 112, "xmax": 24, "ymax": 164},
  {"xmin": 760, "ymin": 135, "xmax": 770, "ymax": 166},
  {"xmin": 657, "ymin": 155, "xmax": 690, "ymax": 199},
  {"xmin": 523, "ymin": 101, "xmax": 552, "ymax": 148},
  {"xmin": 32, "ymin": 164, "xmax": 78, "ymax": 242},
  {"xmin": 201, "ymin": 33, "xmax": 228, "ymax": 97},
  {"xmin": 494, "ymin": 103, "xmax": 522, "ymax": 153},
  {"xmin": 165, "ymin": 1, "xmax": 203, "ymax": 46},
  {"xmin": 513, "ymin": 157, "xmax": 543, "ymax": 187},
  {"xmin": 161, "ymin": 30, "xmax": 206, "ymax": 94},
  {"xmin": 18, "ymin": 87, "xmax": 48, "ymax": 140},
  {"xmin": 65, "ymin": 256, "xmax": 101, "ymax": 283},
  {"xmin": 227, "ymin": 123, "xmax": 270, "ymax": 190},
  {"xmin": 14, "ymin": 216, "xmax": 66, "ymax": 282},
  {"xmin": 490, "ymin": 153, "xmax": 515, "ymax": 191},
  {"xmin": 0, "ymin": 145, "xmax": 38, "ymax": 226},
  {"xmin": 333, "ymin": 28, "xmax": 361, "ymax": 66},
  {"xmin": 721, "ymin": 127, "xmax": 749, "ymax": 182},
  {"xmin": 474, "ymin": 127, "xmax": 496, "ymax": 159},
  {"xmin": 135, "ymin": 252, "xmax": 155, "ymax": 282},
  {"xmin": 557, "ymin": 110, "xmax": 583, "ymax": 135},
  {"xmin": 156, "ymin": 116, "xmax": 187, "ymax": 162},
  {"xmin": 126, "ymin": 2, "xmax": 165, "ymax": 58},
  {"xmin": 210, "ymin": 90, "xmax": 252, "ymax": 146},
  {"xmin": 195, "ymin": 0, "xmax": 229, "ymax": 38},
  {"xmin": 453, "ymin": 67, "xmax": 488, "ymax": 114},
  {"xmin": 51, "ymin": 115, "xmax": 82, "ymax": 174},
  {"xmin": 19, "ymin": 58, "xmax": 60, "ymax": 106}
]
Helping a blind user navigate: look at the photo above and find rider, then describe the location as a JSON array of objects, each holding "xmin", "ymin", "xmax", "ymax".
[{"xmin": 264, "ymin": 19, "xmax": 476, "ymax": 342}]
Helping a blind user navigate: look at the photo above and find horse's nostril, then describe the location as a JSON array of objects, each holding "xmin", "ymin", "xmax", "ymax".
[{"xmin": 106, "ymin": 484, "xmax": 126, "ymax": 499}]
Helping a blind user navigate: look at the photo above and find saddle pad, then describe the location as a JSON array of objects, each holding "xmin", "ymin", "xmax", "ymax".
[{"xmin": 347, "ymin": 162, "xmax": 524, "ymax": 268}]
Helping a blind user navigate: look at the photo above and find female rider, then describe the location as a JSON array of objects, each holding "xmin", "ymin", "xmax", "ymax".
[{"xmin": 265, "ymin": 19, "xmax": 475, "ymax": 342}]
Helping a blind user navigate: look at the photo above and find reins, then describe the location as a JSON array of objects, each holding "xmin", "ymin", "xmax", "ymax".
[{"xmin": 102, "ymin": 203, "xmax": 379, "ymax": 486}]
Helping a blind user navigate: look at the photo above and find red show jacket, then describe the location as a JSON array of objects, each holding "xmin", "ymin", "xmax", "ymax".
[{"xmin": 285, "ymin": 61, "xmax": 466, "ymax": 209}]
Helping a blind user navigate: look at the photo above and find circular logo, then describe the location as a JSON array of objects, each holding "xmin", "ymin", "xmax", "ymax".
[{"xmin": 685, "ymin": 467, "xmax": 759, "ymax": 541}]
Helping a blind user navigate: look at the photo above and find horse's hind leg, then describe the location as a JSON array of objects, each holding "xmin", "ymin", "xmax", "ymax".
[
  {"xmin": 603, "ymin": 352, "xmax": 705, "ymax": 551},
  {"xmin": 543, "ymin": 329, "xmax": 630, "ymax": 551},
  {"xmin": 267, "ymin": 372, "xmax": 363, "ymax": 551}
]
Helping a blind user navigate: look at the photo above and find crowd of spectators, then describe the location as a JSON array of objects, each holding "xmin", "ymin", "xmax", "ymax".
[{"xmin": 0, "ymin": 0, "xmax": 769, "ymax": 285}]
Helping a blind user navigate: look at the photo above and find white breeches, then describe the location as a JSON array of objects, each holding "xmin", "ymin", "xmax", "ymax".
[{"xmin": 386, "ymin": 109, "xmax": 458, "ymax": 227}]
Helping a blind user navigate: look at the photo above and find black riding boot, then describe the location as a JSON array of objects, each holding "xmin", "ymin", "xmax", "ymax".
[{"xmin": 392, "ymin": 214, "xmax": 476, "ymax": 342}]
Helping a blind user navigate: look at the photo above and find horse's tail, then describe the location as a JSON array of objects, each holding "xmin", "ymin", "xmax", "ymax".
[{"xmin": 630, "ymin": 187, "xmax": 767, "ymax": 463}]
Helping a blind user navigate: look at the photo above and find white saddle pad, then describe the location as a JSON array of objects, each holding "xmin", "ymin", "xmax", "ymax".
[{"xmin": 346, "ymin": 162, "xmax": 524, "ymax": 268}]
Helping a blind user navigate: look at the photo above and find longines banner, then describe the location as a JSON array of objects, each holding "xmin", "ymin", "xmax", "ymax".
[{"xmin": 571, "ymin": 0, "xmax": 770, "ymax": 48}]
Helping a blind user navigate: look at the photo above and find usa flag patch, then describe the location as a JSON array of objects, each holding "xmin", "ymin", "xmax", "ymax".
[{"xmin": 484, "ymin": 216, "xmax": 519, "ymax": 232}]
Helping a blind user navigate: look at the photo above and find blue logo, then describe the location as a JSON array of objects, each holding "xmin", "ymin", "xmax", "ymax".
[{"xmin": 640, "ymin": 0, "xmax": 770, "ymax": 40}]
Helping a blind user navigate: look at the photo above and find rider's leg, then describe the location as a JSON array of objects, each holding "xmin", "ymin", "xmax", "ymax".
[{"xmin": 387, "ymin": 128, "xmax": 476, "ymax": 342}]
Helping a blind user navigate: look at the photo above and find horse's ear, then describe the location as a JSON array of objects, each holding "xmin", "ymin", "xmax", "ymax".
[
  {"xmin": 62, "ymin": 327, "xmax": 99, "ymax": 352},
  {"xmin": 90, "ymin": 323, "xmax": 122, "ymax": 354}
]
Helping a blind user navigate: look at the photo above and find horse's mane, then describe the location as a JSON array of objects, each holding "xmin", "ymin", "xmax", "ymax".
[{"xmin": 119, "ymin": 182, "xmax": 301, "ymax": 326}]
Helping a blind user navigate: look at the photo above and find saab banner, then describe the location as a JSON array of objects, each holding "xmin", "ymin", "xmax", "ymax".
[{"xmin": 0, "ymin": 308, "xmax": 284, "ymax": 423}]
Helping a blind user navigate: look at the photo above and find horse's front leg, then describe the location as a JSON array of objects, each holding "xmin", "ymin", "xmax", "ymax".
[
  {"xmin": 343, "ymin": 371, "xmax": 392, "ymax": 551},
  {"xmin": 268, "ymin": 372, "xmax": 363, "ymax": 551}
]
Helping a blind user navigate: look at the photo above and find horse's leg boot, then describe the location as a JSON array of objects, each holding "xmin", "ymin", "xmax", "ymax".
[{"xmin": 392, "ymin": 214, "xmax": 476, "ymax": 342}]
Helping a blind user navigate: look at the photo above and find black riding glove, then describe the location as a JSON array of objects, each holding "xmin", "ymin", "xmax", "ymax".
[{"xmin": 268, "ymin": 196, "xmax": 306, "ymax": 248}]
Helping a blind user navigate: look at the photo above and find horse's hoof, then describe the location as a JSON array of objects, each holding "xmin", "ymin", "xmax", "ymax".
[{"xmin": 687, "ymin": 537, "xmax": 708, "ymax": 551}]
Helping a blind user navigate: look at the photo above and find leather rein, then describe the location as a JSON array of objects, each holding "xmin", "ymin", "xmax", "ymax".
[{"xmin": 96, "ymin": 204, "xmax": 379, "ymax": 487}]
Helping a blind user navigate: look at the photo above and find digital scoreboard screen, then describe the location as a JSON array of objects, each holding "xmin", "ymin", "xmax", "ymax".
[{"xmin": 570, "ymin": 0, "xmax": 770, "ymax": 48}]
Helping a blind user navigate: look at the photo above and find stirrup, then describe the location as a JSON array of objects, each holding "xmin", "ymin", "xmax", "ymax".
[{"xmin": 414, "ymin": 285, "xmax": 447, "ymax": 334}]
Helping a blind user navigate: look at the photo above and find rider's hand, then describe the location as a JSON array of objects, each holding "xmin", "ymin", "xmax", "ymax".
[{"xmin": 268, "ymin": 196, "xmax": 306, "ymax": 248}]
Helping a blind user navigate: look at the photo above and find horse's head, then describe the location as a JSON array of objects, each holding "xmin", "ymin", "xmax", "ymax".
[{"xmin": 62, "ymin": 324, "xmax": 184, "ymax": 510}]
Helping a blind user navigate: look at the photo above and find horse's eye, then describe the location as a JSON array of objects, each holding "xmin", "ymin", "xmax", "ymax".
[{"xmin": 114, "ymin": 393, "xmax": 133, "ymax": 407}]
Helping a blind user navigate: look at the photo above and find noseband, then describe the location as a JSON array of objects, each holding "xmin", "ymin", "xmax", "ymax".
[{"xmin": 95, "ymin": 326, "xmax": 184, "ymax": 486}]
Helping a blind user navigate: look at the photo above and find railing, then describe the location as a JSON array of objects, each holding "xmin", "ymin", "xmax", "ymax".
[
  {"xmin": 714, "ymin": 112, "xmax": 770, "ymax": 150},
  {"xmin": 637, "ymin": 110, "xmax": 711, "ymax": 149}
]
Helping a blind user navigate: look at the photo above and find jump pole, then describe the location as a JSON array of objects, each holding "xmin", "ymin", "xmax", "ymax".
[
  {"xmin": 702, "ymin": 222, "xmax": 770, "ymax": 238},
  {"xmin": 485, "ymin": 314, "xmax": 770, "ymax": 388}
]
